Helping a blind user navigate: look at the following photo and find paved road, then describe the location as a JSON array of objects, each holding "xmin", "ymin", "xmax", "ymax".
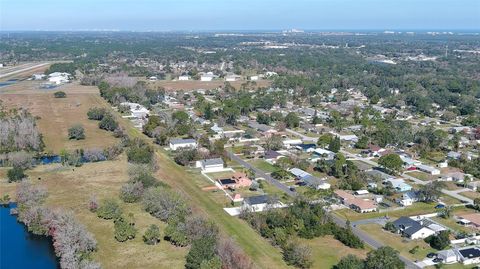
[
  {"xmin": 228, "ymin": 150, "xmax": 419, "ymax": 268},
  {"xmin": 285, "ymin": 128, "xmax": 318, "ymax": 142},
  {"xmin": 226, "ymin": 151, "xmax": 297, "ymax": 197}
]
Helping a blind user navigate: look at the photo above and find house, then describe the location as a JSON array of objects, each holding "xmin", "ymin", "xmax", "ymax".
[
  {"xmin": 225, "ymin": 74, "xmax": 241, "ymax": 82},
  {"xmin": 384, "ymin": 178, "xmax": 412, "ymax": 192},
  {"xmin": 334, "ymin": 190, "xmax": 377, "ymax": 213},
  {"xmin": 196, "ymin": 158, "xmax": 224, "ymax": 173},
  {"xmin": 458, "ymin": 246, "xmax": 480, "ymax": 265},
  {"xmin": 339, "ymin": 134, "xmax": 359, "ymax": 143},
  {"xmin": 178, "ymin": 75, "xmax": 190, "ymax": 81},
  {"xmin": 148, "ymin": 76, "xmax": 158, "ymax": 81},
  {"xmin": 289, "ymin": 168, "xmax": 331, "ymax": 190},
  {"xmin": 169, "ymin": 138, "xmax": 197, "ymax": 151},
  {"xmin": 120, "ymin": 102, "xmax": 150, "ymax": 118},
  {"xmin": 250, "ymin": 75, "xmax": 259, "ymax": 81},
  {"xmin": 264, "ymin": 150, "xmax": 284, "ymax": 164},
  {"xmin": 448, "ymin": 151, "xmax": 462, "ymax": 160},
  {"xmin": 354, "ymin": 190, "xmax": 369, "ymax": 196},
  {"xmin": 219, "ymin": 172, "xmax": 252, "ymax": 189},
  {"xmin": 392, "ymin": 217, "xmax": 435, "ymax": 240},
  {"xmin": 456, "ymin": 213, "xmax": 480, "ymax": 229},
  {"xmin": 416, "ymin": 164, "xmax": 440, "ymax": 175},
  {"xmin": 48, "ymin": 72, "xmax": 71, "ymax": 85},
  {"xmin": 200, "ymin": 72, "xmax": 215, "ymax": 81},
  {"xmin": 283, "ymin": 139, "xmax": 303, "ymax": 149},
  {"xmin": 437, "ymin": 249, "xmax": 459, "ymax": 264},
  {"xmin": 467, "ymin": 181, "xmax": 480, "ymax": 191},
  {"xmin": 242, "ymin": 195, "xmax": 277, "ymax": 212},
  {"xmin": 396, "ymin": 191, "xmax": 420, "ymax": 207},
  {"xmin": 312, "ymin": 148, "xmax": 336, "ymax": 161},
  {"xmin": 32, "ymin": 73, "xmax": 46, "ymax": 80}
]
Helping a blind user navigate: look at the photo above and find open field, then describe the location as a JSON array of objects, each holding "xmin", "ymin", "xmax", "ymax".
[
  {"xmin": 299, "ymin": 235, "xmax": 369, "ymax": 269},
  {"xmin": 335, "ymin": 202, "xmax": 438, "ymax": 222},
  {"xmin": 406, "ymin": 171, "xmax": 435, "ymax": 181},
  {"xmin": 248, "ymin": 159, "xmax": 279, "ymax": 173},
  {"xmin": 1, "ymin": 81, "xmax": 118, "ymax": 153},
  {"xmin": 146, "ymin": 79, "xmax": 271, "ymax": 91},
  {"xmin": 458, "ymin": 190, "xmax": 480, "ymax": 200},
  {"xmin": 0, "ymin": 62, "xmax": 52, "ymax": 81},
  {"xmin": 359, "ymin": 223, "xmax": 435, "ymax": 261},
  {"xmin": 0, "ymin": 159, "xmax": 188, "ymax": 269}
]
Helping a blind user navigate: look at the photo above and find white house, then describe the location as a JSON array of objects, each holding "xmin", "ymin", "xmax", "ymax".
[
  {"xmin": 178, "ymin": 75, "xmax": 190, "ymax": 81},
  {"xmin": 225, "ymin": 74, "xmax": 241, "ymax": 82},
  {"xmin": 196, "ymin": 158, "xmax": 225, "ymax": 173},
  {"xmin": 120, "ymin": 102, "xmax": 150, "ymax": 118},
  {"xmin": 200, "ymin": 72, "xmax": 215, "ymax": 81},
  {"xmin": 48, "ymin": 72, "xmax": 71, "ymax": 85},
  {"xmin": 392, "ymin": 217, "xmax": 436, "ymax": 240},
  {"xmin": 169, "ymin": 138, "xmax": 197, "ymax": 151},
  {"xmin": 416, "ymin": 164, "xmax": 441, "ymax": 175},
  {"xmin": 250, "ymin": 75, "xmax": 259, "ymax": 81}
]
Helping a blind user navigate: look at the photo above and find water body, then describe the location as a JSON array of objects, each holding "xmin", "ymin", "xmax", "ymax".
[{"xmin": 0, "ymin": 203, "xmax": 59, "ymax": 269}]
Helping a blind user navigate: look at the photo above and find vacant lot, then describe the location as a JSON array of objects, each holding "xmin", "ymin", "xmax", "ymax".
[
  {"xmin": 0, "ymin": 158, "xmax": 188, "ymax": 269},
  {"xmin": 459, "ymin": 190, "xmax": 480, "ymax": 200},
  {"xmin": 335, "ymin": 202, "xmax": 438, "ymax": 222},
  {"xmin": 1, "ymin": 81, "xmax": 118, "ymax": 153},
  {"xmin": 146, "ymin": 79, "xmax": 271, "ymax": 91}
]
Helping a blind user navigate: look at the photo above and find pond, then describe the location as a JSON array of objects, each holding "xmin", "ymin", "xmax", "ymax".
[{"xmin": 0, "ymin": 203, "xmax": 59, "ymax": 269}]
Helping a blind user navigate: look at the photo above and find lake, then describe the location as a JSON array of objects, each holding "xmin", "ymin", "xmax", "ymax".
[{"xmin": 0, "ymin": 203, "xmax": 59, "ymax": 269}]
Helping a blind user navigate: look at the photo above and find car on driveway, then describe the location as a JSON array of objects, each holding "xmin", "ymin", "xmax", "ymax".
[
  {"xmin": 435, "ymin": 204, "xmax": 445, "ymax": 209},
  {"xmin": 427, "ymin": 253, "xmax": 437, "ymax": 258},
  {"xmin": 433, "ymin": 257, "xmax": 443, "ymax": 263}
]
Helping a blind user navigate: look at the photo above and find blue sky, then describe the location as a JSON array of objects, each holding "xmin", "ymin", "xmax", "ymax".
[{"xmin": 1, "ymin": 0, "xmax": 479, "ymax": 31}]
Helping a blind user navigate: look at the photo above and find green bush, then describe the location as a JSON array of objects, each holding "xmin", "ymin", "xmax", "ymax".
[
  {"xmin": 68, "ymin": 124, "xmax": 85, "ymax": 140},
  {"xmin": 114, "ymin": 216, "xmax": 137, "ymax": 242},
  {"xmin": 99, "ymin": 114, "xmax": 118, "ymax": 131},
  {"xmin": 7, "ymin": 166, "xmax": 26, "ymax": 182},
  {"xmin": 96, "ymin": 199, "xmax": 123, "ymax": 220},
  {"xmin": 143, "ymin": 224, "xmax": 161, "ymax": 245},
  {"xmin": 53, "ymin": 91, "xmax": 67, "ymax": 98}
]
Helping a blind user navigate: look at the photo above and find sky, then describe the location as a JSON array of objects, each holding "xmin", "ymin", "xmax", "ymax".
[{"xmin": 0, "ymin": 0, "xmax": 479, "ymax": 31}]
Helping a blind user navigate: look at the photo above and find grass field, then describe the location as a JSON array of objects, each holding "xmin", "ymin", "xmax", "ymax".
[
  {"xmin": 407, "ymin": 171, "xmax": 435, "ymax": 181},
  {"xmin": 359, "ymin": 223, "xmax": 435, "ymax": 261},
  {"xmin": 335, "ymin": 202, "xmax": 438, "ymax": 222},
  {"xmin": 1, "ymin": 81, "xmax": 118, "ymax": 153},
  {"xmin": 0, "ymin": 159, "xmax": 188, "ymax": 269},
  {"xmin": 459, "ymin": 191, "xmax": 480, "ymax": 200},
  {"xmin": 299, "ymin": 236, "xmax": 369, "ymax": 269},
  {"xmin": 249, "ymin": 159, "xmax": 279, "ymax": 173}
]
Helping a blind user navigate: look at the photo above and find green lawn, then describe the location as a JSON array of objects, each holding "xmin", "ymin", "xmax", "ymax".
[
  {"xmin": 249, "ymin": 159, "xmax": 279, "ymax": 173},
  {"xmin": 335, "ymin": 202, "xmax": 439, "ymax": 222},
  {"xmin": 359, "ymin": 223, "xmax": 435, "ymax": 261},
  {"xmin": 407, "ymin": 171, "xmax": 434, "ymax": 181}
]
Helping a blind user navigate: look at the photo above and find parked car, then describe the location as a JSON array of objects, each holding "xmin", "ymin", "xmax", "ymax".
[
  {"xmin": 433, "ymin": 257, "xmax": 443, "ymax": 263},
  {"xmin": 435, "ymin": 204, "xmax": 445, "ymax": 209},
  {"xmin": 427, "ymin": 253, "xmax": 437, "ymax": 258}
]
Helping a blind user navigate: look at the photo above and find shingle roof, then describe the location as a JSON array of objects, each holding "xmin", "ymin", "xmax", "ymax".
[
  {"xmin": 244, "ymin": 195, "xmax": 270, "ymax": 205},
  {"xmin": 392, "ymin": 217, "xmax": 424, "ymax": 236}
]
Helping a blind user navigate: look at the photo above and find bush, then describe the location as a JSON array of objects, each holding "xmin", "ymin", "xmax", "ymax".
[
  {"xmin": 87, "ymin": 107, "xmax": 107, "ymax": 120},
  {"xmin": 114, "ymin": 216, "xmax": 137, "ymax": 242},
  {"xmin": 120, "ymin": 182, "xmax": 144, "ymax": 203},
  {"xmin": 127, "ymin": 140, "xmax": 154, "ymax": 164},
  {"xmin": 53, "ymin": 91, "xmax": 67, "ymax": 98},
  {"xmin": 83, "ymin": 148, "xmax": 106, "ymax": 162},
  {"xmin": 282, "ymin": 241, "xmax": 313, "ymax": 269},
  {"xmin": 185, "ymin": 236, "xmax": 217, "ymax": 269},
  {"xmin": 68, "ymin": 124, "xmax": 85, "ymax": 140},
  {"xmin": 99, "ymin": 114, "xmax": 118, "ymax": 132},
  {"xmin": 96, "ymin": 199, "xmax": 123, "ymax": 220},
  {"xmin": 128, "ymin": 164, "xmax": 159, "ymax": 188},
  {"xmin": 143, "ymin": 224, "xmax": 161, "ymax": 245},
  {"xmin": 425, "ymin": 231, "xmax": 450, "ymax": 250},
  {"xmin": 332, "ymin": 226, "xmax": 364, "ymax": 249},
  {"xmin": 142, "ymin": 187, "xmax": 190, "ymax": 222},
  {"xmin": 7, "ymin": 166, "xmax": 26, "ymax": 182},
  {"xmin": 174, "ymin": 148, "xmax": 198, "ymax": 166},
  {"xmin": 164, "ymin": 217, "xmax": 189, "ymax": 246}
]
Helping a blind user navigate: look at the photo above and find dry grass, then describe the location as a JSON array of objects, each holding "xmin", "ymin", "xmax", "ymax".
[
  {"xmin": 1, "ymin": 81, "xmax": 118, "ymax": 153},
  {"xmin": 0, "ymin": 158, "xmax": 188, "ymax": 269},
  {"xmin": 459, "ymin": 191, "xmax": 480, "ymax": 200}
]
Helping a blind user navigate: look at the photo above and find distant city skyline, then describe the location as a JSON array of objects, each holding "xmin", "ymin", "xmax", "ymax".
[{"xmin": 1, "ymin": 0, "xmax": 479, "ymax": 31}]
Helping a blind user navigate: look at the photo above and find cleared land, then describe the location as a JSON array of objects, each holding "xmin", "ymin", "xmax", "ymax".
[
  {"xmin": 146, "ymin": 79, "xmax": 271, "ymax": 91},
  {"xmin": 1, "ymin": 81, "xmax": 118, "ymax": 153},
  {"xmin": 335, "ymin": 202, "xmax": 438, "ymax": 222},
  {"xmin": 0, "ymin": 159, "xmax": 188, "ymax": 269}
]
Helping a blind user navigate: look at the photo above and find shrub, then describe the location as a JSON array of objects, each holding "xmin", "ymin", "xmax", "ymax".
[
  {"xmin": 87, "ymin": 107, "xmax": 107, "ymax": 120},
  {"xmin": 173, "ymin": 148, "xmax": 198, "ymax": 166},
  {"xmin": 282, "ymin": 241, "xmax": 313, "ymax": 269},
  {"xmin": 128, "ymin": 164, "xmax": 159, "ymax": 188},
  {"xmin": 7, "ymin": 166, "xmax": 26, "ymax": 182},
  {"xmin": 53, "ymin": 91, "xmax": 67, "ymax": 98},
  {"xmin": 127, "ymin": 140, "xmax": 154, "ymax": 164},
  {"xmin": 120, "ymin": 182, "xmax": 144, "ymax": 203},
  {"xmin": 142, "ymin": 187, "xmax": 190, "ymax": 222},
  {"xmin": 103, "ymin": 144, "xmax": 123, "ymax": 160},
  {"xmin": 68, "ymin": 124, "xmax": 85, "ymax": 140},
  {"xmin": 114, "ymin": 216, "xmax": 137, "ymax": 242},
  {"xmin": 99, "ymin": 114, "xmax": 118, "ymax": 131},
  {"xmin": 96, "ymin": 199, "xmax": 122, "ymax": 220},
  {"xmin": 164, "ymin": 217, "xmax": 189, "ymax": 247},
  {"xmin": 83, "ymin": 148, "xmax": 106, "ymax": 162},
  {"xmin": 185, "ymin": 236, "xmax": 217, "ymax": 269},
  {"xmin": 143, "ymin": 224, "xmax": 161, "ymax": 245}
]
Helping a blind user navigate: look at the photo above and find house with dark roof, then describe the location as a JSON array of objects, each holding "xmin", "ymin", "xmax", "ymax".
[
  {"xmin": 392, "ymin": 217, "xmax": 435, "ymax": 240},
  {"xmin": 264, "ymin": 150, "xmax": 284, "ymax": 164}
]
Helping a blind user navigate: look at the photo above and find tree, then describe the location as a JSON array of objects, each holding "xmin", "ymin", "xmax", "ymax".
[
  {"xmin": 87, "ymin": 107, "xmax": 107, "ymax": 120},
  {"xmin": 143, "ymin": 224, "xmax": 161, "ymax": 245},
  {"xmin": 96, "ymin": 199, "xmax": 123, "ymax": 220},
  {"xmin": 284, "ymin": 112, "xmax": 300, "ymax": 128},
  {"xmin": 185, "ymin": 236, "xmax": 217, "ymax": 269},
  {"xmin": 317, "ymin": 134, "xmax": 333, "ymax": 147},
  {"xmin": 378, "ymin": 154, "xmax": 403, "ymax": 175},
  {"xmin": 425, "ymin": 231, "xmax": 450, "ymax": 250},
  {"xmin": 53, "ymin": 91, "xmax": 67, "ymax": 98},
  {"xmin": 99, "ymin": 114, "xmax": 118, "ymax": 131},
  {"xmin": 142, "ymin": 187, "xmax": 190, "ymax": 222},
  {"xmin": 335, "ymin": 254, "xmax": 365, "ymax": 269},
  {"xmin": 68, "ymin": 124, "xmax": 85, "ymax": 140},
  {"xmin": 7, "ymin": 166, "xmax": 26, "ymax": 182},
  {"xmin": 114, "ymin": 216, "xmax": 137, "ymax": 242},
  {"xmin": 384, "ymin": 222, "xmax": 397, "ymax": 232},
  {"xmin": 282, "ymin": 241, "xmax": 313, "ymax": 269},
  {"xmin": 200, "ymin": 256, "xmax": 222, "ymax": 269},
  {"xmin": 328, "ymin": 136, "xmax": 341, "ymax": 153},
  {"xmin": 419, "ymin": 181, "xmax": 445, "ymax": 203},
  {"xmin": 364, "ymin": 246, "xmax": 404, "ymax": 269},
  {"xmin": 120, "ymin": 182, "xmax": 144, "ymax": 203},
  {"xmin": 355, "ymin": 136, "xmax": 369, "ymax": 149},
  {"xmin": 265, "ymin": 135, "xmax": 283, "ymax": 151},
  {"xmin": 127, "ymin": 140, "xmax": 154, "ymax": 164}
]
